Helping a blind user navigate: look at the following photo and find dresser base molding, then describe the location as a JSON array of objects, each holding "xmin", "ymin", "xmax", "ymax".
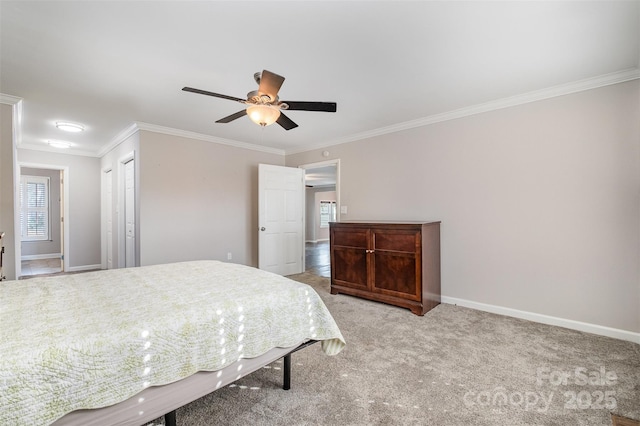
[{"xmin": 330, "ymin": 284, "xmax": 439, "ymax": 315}]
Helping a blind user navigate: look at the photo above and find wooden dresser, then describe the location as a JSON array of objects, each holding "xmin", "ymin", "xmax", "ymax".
[{"xmin": 329, "ymin": 221, "xmax": 440, "ymax": 315}]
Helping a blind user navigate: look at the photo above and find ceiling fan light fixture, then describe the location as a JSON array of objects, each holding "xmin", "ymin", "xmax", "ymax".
[{"xmin": 246, "ymin": 104, "xmax": 280, "ymax": 127}]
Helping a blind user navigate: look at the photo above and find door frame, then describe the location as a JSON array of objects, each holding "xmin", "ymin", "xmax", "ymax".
[
  {"xmin": 298, "ymin": 158, "xmax": 341, "ymax": 225},
  {"xmin": 117, "ymin": 152, "xmax": 135, "ymax": 268},
  {"xmin": 101, "ymin": 167, "xmax": 113, "ymax": 270},
  {"xmin": 15, "ymin": 162, "xmax": 70, "ymax": 276}
]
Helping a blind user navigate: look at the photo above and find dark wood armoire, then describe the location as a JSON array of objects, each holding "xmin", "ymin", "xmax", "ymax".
[{"xmin": 329, "ymin": 221, "xmax": 441, "ymax": 315}]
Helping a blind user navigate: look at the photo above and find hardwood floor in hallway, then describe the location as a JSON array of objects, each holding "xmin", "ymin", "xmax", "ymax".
[
  {"xmin": 21, "ymin": 258, "xmax": 62, "ymax": 277},
  {"xmin": 305, "ymin": 241, "xmax": 330, "ymax": 278}
]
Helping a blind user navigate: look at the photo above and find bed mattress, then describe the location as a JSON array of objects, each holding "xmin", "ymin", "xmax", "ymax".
[{"xmin": 0, "ymin": 260, "xmax": 345, "ymax": 425}]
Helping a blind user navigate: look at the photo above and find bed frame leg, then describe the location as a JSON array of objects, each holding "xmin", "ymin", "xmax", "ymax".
[
  {"xmin": 283, "ymin": 353, "xmax": 291, "ymax": 390},
  {"xmin": 165, "ymin": 410, "xmax": 177, "ymax": 426}
]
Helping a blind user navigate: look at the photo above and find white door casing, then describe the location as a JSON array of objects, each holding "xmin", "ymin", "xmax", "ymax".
[
  {"xmin": 258, "ymin": 164, "xmax": 304, "ymax": 275},
  {"xmin": 124, "ymin": 159, "xmax": 135, "ymax": 268},
  {"xmin": 105, "ymin": 169, "xmax": 113, "ymax": 269}
]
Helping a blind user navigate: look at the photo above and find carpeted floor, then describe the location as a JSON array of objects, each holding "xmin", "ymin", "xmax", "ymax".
[{"xmin": 149, "ymin": 272, "xmax": 639, "ymax": 426}]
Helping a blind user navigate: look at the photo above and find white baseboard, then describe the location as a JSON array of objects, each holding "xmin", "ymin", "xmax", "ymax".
[
  {"xmin": 441, "ymin": 296, "xmax": 640, "ymax": 344},
  {"xmin": 67, "ymin": 264, "xmax": 102, "ymax": 272},
  {"xmin": 21, "ymin": 253, "xmax": 61, "ymax": 261}
]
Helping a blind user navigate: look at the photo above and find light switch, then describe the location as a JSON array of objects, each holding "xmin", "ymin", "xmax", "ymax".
[{"xmin": 340, "ymin": 205, "xmax": 348, "ymax": 215}]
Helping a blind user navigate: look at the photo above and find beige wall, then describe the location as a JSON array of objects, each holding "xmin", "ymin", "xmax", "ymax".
[
  {"xmin": 136, "ymin": 130, "xmax": 283, "ymax": 267},
  {"xmin": 287, "ymin": 80, "xmax": 640, "ymax": 334},
  {"xmin": 0, "ymin": 103, "xmax": 16, "ymax": 279},
  {"xmin": 17, "ymin": 149, "xmax": 102, "ymax": 270}
]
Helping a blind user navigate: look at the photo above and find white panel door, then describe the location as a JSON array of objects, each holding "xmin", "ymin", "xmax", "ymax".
[
  {"xmin": 124, "ymin": 159, "xmax": 136, "ymax": 268},
  {"xmin": 106, "ymin": 170, "xmax": 113, "ymax": 269},
  {"xmin": 258, "ymin": 164, "xmax": 304, "ymax": 275}
]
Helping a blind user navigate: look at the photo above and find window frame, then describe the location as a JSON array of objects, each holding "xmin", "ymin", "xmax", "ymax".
[
  {"xmin": 319, "ymin": 200, "xmax": 337, "ymax": 228},
  {"xmin": 20, "ymin": 175, "xmax": 51, "ymax": 241}
]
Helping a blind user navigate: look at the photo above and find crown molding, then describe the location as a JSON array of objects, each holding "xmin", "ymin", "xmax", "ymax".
[
  {"xmin": 134, "ymin": 122, "xmax": 285, "ymax": 155},
  {"xmin": 285, "ymin": 67, "xmax": 640, "ymax": 155},
  {"xmin": 0, "ymin": 93, "xmax": 22, "ymax": 105},
  {"xmin": 17, "ymin": 143, "xmax": 100, "ymax": 158},
  {"xmin": 1, "ymin": 94, "xmax": 23, "ymax": 147},
  {"xmin": 7, "ymin": 67, "xmax": 640, "ymax": 159},
  {"xmin": 97, "ymin": 122, "xmax": 139, "ymax": 158}
]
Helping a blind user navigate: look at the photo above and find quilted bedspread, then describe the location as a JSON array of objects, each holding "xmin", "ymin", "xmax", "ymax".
[{"xmin": 0, "ymin": 260, "xmax": 345, "ymax": 425}]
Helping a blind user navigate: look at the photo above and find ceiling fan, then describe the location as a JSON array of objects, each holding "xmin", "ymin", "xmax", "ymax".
[{"xmin": 182, "ymin": 70, "xmax": 337, "ymax": 130}]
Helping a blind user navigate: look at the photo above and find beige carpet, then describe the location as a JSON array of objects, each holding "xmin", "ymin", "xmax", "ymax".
[{"xmin": 150, "ymin": 272, "xmax": 639, "ymax": 425}]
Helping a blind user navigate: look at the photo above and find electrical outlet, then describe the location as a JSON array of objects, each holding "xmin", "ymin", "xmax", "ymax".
[{"xmin": 227, "ymin": 252, "xmax": 232, "ymax": 260}]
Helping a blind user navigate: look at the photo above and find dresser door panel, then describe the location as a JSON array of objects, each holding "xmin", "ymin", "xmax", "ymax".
[
  {"xmin": 332, "ymin": 247, "xmax": 368, "ymax": 290},
  {"xmin": 372, "ymin": 251, "xmax": 420, "ymax": 300}
]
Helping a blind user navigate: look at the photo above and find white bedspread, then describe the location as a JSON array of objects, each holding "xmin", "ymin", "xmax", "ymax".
[{"xmin": 0, "ymin": 261, "xmax": 345, "ymax": 425}]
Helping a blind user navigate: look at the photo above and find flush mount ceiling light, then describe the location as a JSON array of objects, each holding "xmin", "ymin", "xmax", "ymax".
[
  {"xmin": 48, "ymin": 140, "xmax": 72, "ymax": 149},
  {"xmin": 246, "ymin": 104, "xmax": 281, "ymax": 127},
  {"xmin": 55, "ymin": 121, "xmax": 84, "ymax": 132}
]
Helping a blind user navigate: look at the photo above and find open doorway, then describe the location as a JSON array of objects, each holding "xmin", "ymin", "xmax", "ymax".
[
  {"xmin": 17, "ymin": 164, "xmax": 68, "ymax": 278},
  {"xmin": 299, "ymin": 160, "xmax": 339, "ymax": 278}
]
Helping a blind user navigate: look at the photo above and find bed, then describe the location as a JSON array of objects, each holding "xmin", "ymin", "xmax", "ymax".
[{"xmin": 0, "ymin": 260, "xmax": 345, "ymax": 425}]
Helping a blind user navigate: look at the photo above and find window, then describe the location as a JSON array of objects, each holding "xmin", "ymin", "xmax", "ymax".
[
  {"xmin": 319, "ymin": 200, "xmax": 337, "ymax": 228},
  {"xmin": 20, "ymin": 175, "xmax": 50, "ymax": 241}
]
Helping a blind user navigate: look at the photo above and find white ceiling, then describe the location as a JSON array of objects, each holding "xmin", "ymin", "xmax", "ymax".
[
  {"xmin": 305, "ymin": 164, "xmax": 337, "ymax": 187},
  {"xmin": 1, "ymin": 1, "xmax": 638, "ymax": 156}
]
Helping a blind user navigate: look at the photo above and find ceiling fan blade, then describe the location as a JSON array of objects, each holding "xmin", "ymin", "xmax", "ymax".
[
  {"xmin": 182, "ymin": 87, "xmax": 246, "ymax": 103},
  {"xmin": 276, "ymin": 112, "xmax": 298, "ymax": 130},
  {"xmin": 283, "ymin": 101, "xmax": 337, "ymax": 112},
  {"xmin": 216, "ymin": 110, "xmax": 247, "ymax": 123},
  {"xmin": 258, "ymin": 70, "xmax": 285, "ymax": 101}
]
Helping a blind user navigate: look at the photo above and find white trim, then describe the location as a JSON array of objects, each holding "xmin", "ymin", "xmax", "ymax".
[
  {"xmin": 67, "ymin": 264, "xmax": 102, "ymax": 272},
  {"xmin": 441, "ymin": 296, "xmax": 640, "ymax": 344},
  {"xmin": 299, "ymin": 158, "xmax": 341, "ymax": 228},
  {"xmin": 12, "ymin": 100, "xmax": 23, "ymax": 278},
  {"xmin": 21, "ymin": 253, "xmax": 61, "ymax": 261},
  {"xmin": 97, "ymin": 122, "xmax": 139, "ymax": 158},
  {"xmin": 17, "ymin": 143, "xmax": 99, "ymax": 158},
  {"xmin": 135, "ymin": 122, "xmax": 285, "ymax": 155},
  {"xmin": 5, "ymin": 68, "xmax": 639, "ymax": 159},
  {"xmin": 117, "ymin": 152, "xmax": 135, "ymax": 269},
  {"xmin": 0, "ymin": 93, "xmax": 22, "ymax": 105},
  {"xmin": 285, "ymin": 68, "xmax": 640, "ymax": 155},
  {"xmin": 19, "ymin": 174, "xmax": 51, "ymax": 241},
  {"xmin": 100, "ymin": 168, "xmax": 111, "ymax": 270}
]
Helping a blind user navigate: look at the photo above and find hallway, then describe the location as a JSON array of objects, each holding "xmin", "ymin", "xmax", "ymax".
[
  {"xmin": 21, "ymin": 258, "xmax": 62, "ymax": 277},
  {"xmin": 305, "ymin": 241, "xmax": 330, "ymax": 278}
]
